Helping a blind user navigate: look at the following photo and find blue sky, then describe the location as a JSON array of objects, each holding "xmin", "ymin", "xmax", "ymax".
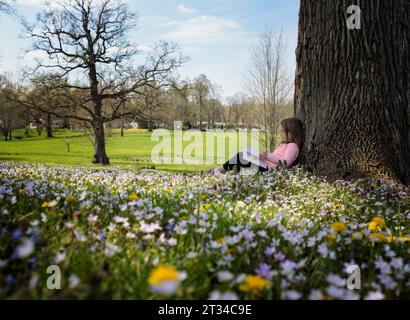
[{"xmin": 0, "ymin": 0, "xmax": 300, "ymax": 98}]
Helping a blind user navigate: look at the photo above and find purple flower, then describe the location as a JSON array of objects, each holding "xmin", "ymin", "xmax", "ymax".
[
  {"xmin": 12, "ymin": 229, "xmax": 22, "ymax": 241},
  {"xmin": 255, "ymin": 263, "xmax": 274, "ymax": 279},
  {"xmin": 6, "ymin": 274, "xmax": 14, "ymax": 287}
]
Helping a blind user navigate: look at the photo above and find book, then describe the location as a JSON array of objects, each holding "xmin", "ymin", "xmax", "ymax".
[{"xmin": 242, "ymin": 147, "xmax": 268, "ymax": 169}]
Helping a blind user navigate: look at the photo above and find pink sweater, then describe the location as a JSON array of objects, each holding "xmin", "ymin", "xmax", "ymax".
[{"xmin": 265, "ymin": 143, "xmax": 300, "ymax": 170}]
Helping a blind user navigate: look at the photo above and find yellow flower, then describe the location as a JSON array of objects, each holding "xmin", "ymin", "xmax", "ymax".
[
  {"xmin": 333, "ymin": 203, "xmax": 342, "ymax": 210},
  {"xmin": 216, "ymin": 237, "xmax": 225, "ymax": 244},
  {"xmin": 370, "ymin": 233, "xmax": 386, "ymax": 241},
  {"xmin": 351, "ymin": 232, "xmax": 363, "ymax": 240},
  {"xmin": 42, "ymin": 201, "xmax": 49, "ymax": 208},
  {"xmin": 327, "ymin": 234, "xmax": 336, "ymax": 241},
  {"xmin": 18, "ymin": 189, "xmax": 24, "ymax": 195},
  {"xmin": 332, "ymin": 222, "xmax": 346, "ymax": 233},
  {"xmin": 165, "ymin": 187, "xmax": 173, "ymax": 194},
  {"xmin": 239, "ymin": 275, "xmax": 269, "ymax": 294},
  {"xmin": 368, "ymin": 217, "xmax": 385, "ymax": 231},
  {"xmin": 179, "ymin": 216, "xmax": 188, "ymax": 221},
  {"xmin": 200, "ymin": 203, "xmax": 211, "ymax": 212},
  {"xmin": 400, "ymin": 236, "xmax": 410, "ymax": 242},
  {"xmin": 148, "ymin": 265, "xmax": 179, "ymax": 285},
  {"xmin": 386, "ymin": 236, "xmax": 396, "ymax": 243},
  {"xmin": 128, "ymin": 193, "xmax": 139, "ymax": 201},
  {"xmin": 66, "ymin": 196, "xmax": 77, "ymax": 203}
]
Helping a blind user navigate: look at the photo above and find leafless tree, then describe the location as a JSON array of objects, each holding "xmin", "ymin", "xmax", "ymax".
[
  {"xmin": 21, "ymin": 0, "xmax": 186, "ymax": 165},
  {"xmin": 0, "ymin": 0, "xmax": 15, "ymax": 15},
  {"xmin": 245, "ymin": 28, "xmax": 292, "ymax": 152},
  {"xmin": 0, "ymin": 75, "xmax": 23, "ymax": 140},
  {"xmin": 192, "ymin": 74, "xmax": 211, "ymax": 130}
]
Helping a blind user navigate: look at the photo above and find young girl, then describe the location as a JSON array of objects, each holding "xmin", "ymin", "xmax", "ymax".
[{"xmin": 209, "ymin": 118, "xmax": 304, "ymax": 174}]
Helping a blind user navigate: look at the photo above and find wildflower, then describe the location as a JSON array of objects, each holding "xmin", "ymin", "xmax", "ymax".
[
  {"xmin": 365, "ymin": 291, "xmax": 385, "ymax": 300},
  {"xmin": 217, "ymin": 271, "xmax": 234, "ymax": 282},
  {"xmin": 148, "ymin": 265, "xmax": 186, "ymax": 295},
  {"xmin": 128, "ymin": 193, "xmax": 139, "ymax": 201},
  {"xmin": 368, "ymin": 217, "xmax": 385, "ymax": 231},
  {"xmin": 351, "ymin": 232, "xmax": 363, "ymax": 240},
  {"xmin": 283, "ymin": 290, "xmax": 301, "ymax": 300},
  {"xmin": 139, "ymin": 221, "xmax": 161, "ymax": 234},
  {"xmin": 332, "ymin": 222, "xmax": 346, "ymax": 233},
  {"xmin": 370, "ymin": 233, "xmax": 386, "ymax": 242},
  {"xmin": 332, "ymin": 203, "xmax": 342, "ymax": 210},
  {"xmin": 327, "ymin": 234, "xmax": 336, "ymax": 241},
  {"xmin": 239, "ymin": 275, "xmax": 269, "ymax": 294},
  {"xmin": 199, "ymin": 203, "xmax": 211, "ymax": 212},
  {"xmin": 55, "ymin": 252, "xmax": 66, "ymax": 264},
  {"xmin": 216, "ymin": 237, "xmax": 225, "ymax": 244},
  {"xmin": 66, "ymin": 196, "xmax": 77, "ymax": 203},
  {"xmin": 255, "ymin": 263, "xmax": 274, "ymax": 280},
  {"xmin": 15, "ymin": 238, "xmax": 34, "ymax": 259},
  {"xmin": 69, "ymin": 274, "xmax": 80, "ymax": 289},
  {"xmin": 209, "ymin": 290, "xmax": 238, "ymax": 300},
  {"xmin": 386, "ymin": 236, "xmax": 396, "ymax": 243}
]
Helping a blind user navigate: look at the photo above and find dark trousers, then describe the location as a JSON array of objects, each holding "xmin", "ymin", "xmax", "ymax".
[{"xmin": 223, "ymin": 152, "xmax": 268, "ymax": 173}]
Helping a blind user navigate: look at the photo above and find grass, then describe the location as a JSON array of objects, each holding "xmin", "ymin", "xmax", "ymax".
[{"xmin": 0, "ymin": 128, "xmax": 270, "ymax": 172}]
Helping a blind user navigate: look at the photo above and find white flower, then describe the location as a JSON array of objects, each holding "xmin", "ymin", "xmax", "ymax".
[
  {"xmin": 126, "ymin": 232, "xmax": 136, "ymax": 239},
  {"xmin": 48, "ymin": 200, "xmax": 58, "ymax": 207},
  {"xmin": 69, "ymin": 274, "xmax": 80, "ymax": 289},
  {"xmin": 283, "ymin": 290, "xmax": 301, "ymax": 300},
  {"xmin": 140, "ymin": 221, "xmax": 161, "ymax": 234},
  {"xmin": 308, "ymin": 289, "xmax": 323, "ymax": 300},
  {"xmin": 168, "ymin": 238, "xmax": 178, "ymax": 246},
  {"xmin": 208, "ymin": 290, "xmax": 238, "ymax": 300},
  {"xmin": 104, "ymin": 243, "xmax": 121, "ymax": 257},
  {"xmin": 87, "ymin": 214, "xmax": 98, "ymax": 223},
  {"xmin": 326, "ymin": 274, "xmax": 346, "ymax": 287},
  {"xmin": 186, "ymin": 252, "xmax": 197, "ymax": 259},
  {"xmin": 217, "ymin": 271, "xmax": 234, "ymax": 282},
  {"xmin": 16, "ymin": 238, "xmax": 34, "ymax": 259},
  {"xmin": 365, "ymin": 291, "xmax": 385, "ymax": 300},
  {"xmin": 55, "ymin": 252, "xmax": 66, "ymax": 264}
]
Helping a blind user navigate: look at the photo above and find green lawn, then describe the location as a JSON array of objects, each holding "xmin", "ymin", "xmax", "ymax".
[{"xmin": 0, "ymin": 128, "xmax": 271, "ymax": 172}]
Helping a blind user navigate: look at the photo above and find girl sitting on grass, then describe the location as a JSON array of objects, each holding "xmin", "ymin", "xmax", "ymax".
[{"xmin": 208, "ymin": 118, "xmax": 304, "ymax": 174}]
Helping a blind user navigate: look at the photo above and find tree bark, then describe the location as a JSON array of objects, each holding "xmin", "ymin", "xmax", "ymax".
[
  {"xmin": 295, "ymin": 0, "xmax": 410, "ymax": 185},
  {"xmin": 46, "ymin": 113, "xmax": 53, "ymax": 138},
  {"xmin": 93, "ymin": 120, "xmax": 110, "ymax": 165}
]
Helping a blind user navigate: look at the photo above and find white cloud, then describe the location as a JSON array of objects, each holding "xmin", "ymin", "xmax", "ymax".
[
  {"xmin": 177, "ymin": 4, "xmax": 197, "ymax": 15},
  {"xmin": 163, "ymin": 15, "xmax": 247, "ymax": 44},
  {"xmin": 136, "ymin": 44, "xmax": 154, "ymax": 53}
]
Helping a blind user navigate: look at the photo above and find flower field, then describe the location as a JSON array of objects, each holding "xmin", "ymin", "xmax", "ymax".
[{"xmin": 0, "ymin": 162, "xmax": 409, "ymax": 300}]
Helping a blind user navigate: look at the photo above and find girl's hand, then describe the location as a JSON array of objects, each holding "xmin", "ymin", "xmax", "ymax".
[{"xmin": 259, "ymin": 152, "xmax": 268, "ymax": 160}]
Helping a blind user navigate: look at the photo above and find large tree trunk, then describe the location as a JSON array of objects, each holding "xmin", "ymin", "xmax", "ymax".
[
  {"xmin": 93, "ymin": 120, "xmax": 110, "ymax": 165},
  {"xmin": 295, "ymin": 0, "xmax": 410, "ymax": 185},
  {"xmin": 46, "ymin": 113, "xmax": 53, "ymax": 138}
]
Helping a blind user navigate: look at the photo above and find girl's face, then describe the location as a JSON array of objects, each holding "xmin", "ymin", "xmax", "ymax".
[{"xmin": 280, "ymin": 127, "xmax": 288, "ymax": 143}]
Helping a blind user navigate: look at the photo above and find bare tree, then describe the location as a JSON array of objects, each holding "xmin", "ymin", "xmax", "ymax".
[
  {"xmin": 245, "ymin": 28, "xmax": 292, "ymax": 152},
  {"xmin": 0, "ymin": 0, "xmax": 15, "ymax": 15},
  {"xmin": 192, "ymin": 74, "xmax": 211, "ymax": 130},
  {"xmin": 22, "ymin": 0, "xmax": 186, "ymax": 165},
  {"xmin": 0, "ymin": 75, "xmax": 22, "ymax": 140}
]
